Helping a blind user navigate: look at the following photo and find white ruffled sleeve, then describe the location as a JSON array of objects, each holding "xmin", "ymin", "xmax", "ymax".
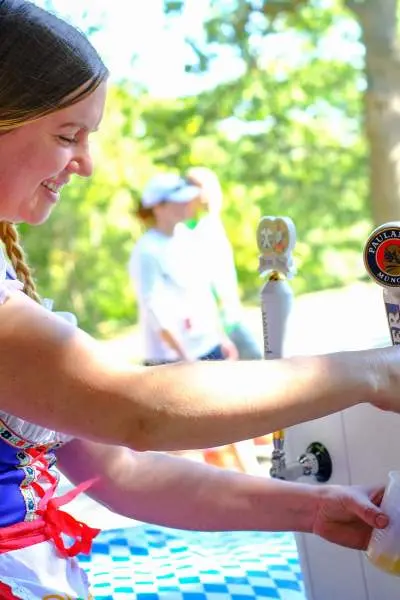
[{"xmin": 0, "ymin": 247, "xmax": 23, "ymax": 305}]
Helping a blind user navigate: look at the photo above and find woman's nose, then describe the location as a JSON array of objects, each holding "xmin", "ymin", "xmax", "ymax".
[{"xmin": 67, "ymin": 150, "xmax": 93, "ymax": 178}]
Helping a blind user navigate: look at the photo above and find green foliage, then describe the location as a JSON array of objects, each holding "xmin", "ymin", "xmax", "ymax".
[
  {"xmin": 144, "ymin": 0, "xmax": 370, "ymax": 299},
  {"xmin": 21, "ymin": 0, "xmax": 373, "ymax": 336}
]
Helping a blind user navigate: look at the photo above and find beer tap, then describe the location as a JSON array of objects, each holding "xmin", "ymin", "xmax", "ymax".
[{"xmin": 257, "ymin": 216, "xmax": 332, "ymax": 482}]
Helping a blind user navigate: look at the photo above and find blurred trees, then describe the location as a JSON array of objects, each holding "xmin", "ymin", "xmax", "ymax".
[
  {"xmin": 346, "ymin": 0, "xmax": 400, "ymax": 225},
  {"xmin": 164, "ymin": 0, "xmax": 400, "ymax": 225},
  {"xmin": 21, "ymin": 0, "xmax": 397, "ymax": 335}
]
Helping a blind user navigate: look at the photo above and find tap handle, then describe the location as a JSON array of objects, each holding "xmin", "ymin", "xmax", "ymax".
[
  {"xmin": 257, "ymin": 217, "xmax": 297, "ymax": 479},
  {"xmin": 363, "ymin": 222, "xmax": 400, "ymax": 345},
  {"xmin": 256, "ymin": 216, "xmax": 297, "ymax": 279},
  {"xmin": 257, "ymin": 216, "xmax": 297, "ymax": 360}
]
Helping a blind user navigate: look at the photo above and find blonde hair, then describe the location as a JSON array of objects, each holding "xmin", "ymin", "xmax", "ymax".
[
  {"xmin": 186, "ymin": 167, "xmax": 223, "ymax": 213},
  {"xmin": 0, "ymin": 223, "xmax": 40, "ymax": 302},
  {"xmin": 0, "ymin": 0, "xmax": 109, "ymax": 303}
]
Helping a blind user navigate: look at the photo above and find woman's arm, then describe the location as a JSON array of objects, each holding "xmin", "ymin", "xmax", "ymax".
[
  {"xmin": 0, "ymin": 290, "xmax": 397, "ymax": 451},
  {"xmin": 58, "ymin": 439, "xmax": 387, "ymax": 550},
  {"xmin": 58, "ymin": 439, "xmax": 320, "ymax": 532}
]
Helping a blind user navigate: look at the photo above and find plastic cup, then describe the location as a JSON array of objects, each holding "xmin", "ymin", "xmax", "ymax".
[{"xmin": 367, "ymin": 471, "xmax": 400, "ymax": 576}]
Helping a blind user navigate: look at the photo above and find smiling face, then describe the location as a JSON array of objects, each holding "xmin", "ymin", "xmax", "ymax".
[{"xmin": 0, "ymin": 81, "xmax": 107, "ymax": 225}]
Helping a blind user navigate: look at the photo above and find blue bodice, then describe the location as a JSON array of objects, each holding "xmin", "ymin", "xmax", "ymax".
[{"xmin": 0, "ymin": 414, "xmax": 70, "ymax": 527}]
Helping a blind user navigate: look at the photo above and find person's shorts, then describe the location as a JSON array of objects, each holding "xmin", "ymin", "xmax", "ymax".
[
  {"xmin": 143, "ymin": 344, "xmax": 226, "ymax": 366},
  {"xmin": 199, "ymin": 344, "xmax": 225, "ymax": 360},
  {"xmin": 228, "ymin": 322, "xmax": 262, "ymax": 360}
]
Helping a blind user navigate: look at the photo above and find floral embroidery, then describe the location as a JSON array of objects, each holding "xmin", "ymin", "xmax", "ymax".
[
  {"xmin": 0, "ymin": 418, "xmax": 64, "ymax": 451},
  {"xmin": 0, "ymin": 423, "xmax": 33, "ymax": 450},
  {"xmin": 20, "ymin": 486, "xmax": 38, "ymax": 522},
  {"xmin": 0, "ymin": 422, "xmax": 62, "ymax": 523}
]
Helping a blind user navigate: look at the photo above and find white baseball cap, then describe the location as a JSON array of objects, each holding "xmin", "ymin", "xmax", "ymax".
[{"xmin": 142, "ymin": 174, "xmax": 200, "ymax": 208}]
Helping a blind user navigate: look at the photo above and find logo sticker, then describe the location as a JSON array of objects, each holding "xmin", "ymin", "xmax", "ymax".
[{"xmin": 364, "ymin": 224, "xmax": 400, "ymax": 287}]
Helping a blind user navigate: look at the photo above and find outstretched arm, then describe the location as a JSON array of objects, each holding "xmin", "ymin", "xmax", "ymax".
[
  {"xmin": 58, "ymin": 439, "xmax": 387, "ymax": 550},
  {"xmin": 0, "ymin": 290, "xmax": 396, "ymax": 451}
]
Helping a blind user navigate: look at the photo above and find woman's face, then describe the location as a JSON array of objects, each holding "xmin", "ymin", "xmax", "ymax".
[
  {"xmin": 0, "ymin": 81, "xmax": 107, "ymax": 225},
  {"xmin": 154, "ymin": 200, "xmax": 194, "ymax": 229}
]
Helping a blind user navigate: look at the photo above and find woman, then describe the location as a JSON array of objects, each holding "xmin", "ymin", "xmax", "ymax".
[
  {"xmin": 0, "ymin": 1, "xmax": 399, "ymax": 597},
  {"xmin": 129, "ymin": 172, "xmax": 238, "ymax": 364},
  {"xmin": 186, "ymin": 166, "xmax": 263, "ymax": 359}
]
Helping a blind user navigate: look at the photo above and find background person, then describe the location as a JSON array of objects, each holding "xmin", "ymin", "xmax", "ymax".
[
  {"xmin": 129, "ymin": 173, "xmax": 238, "ymax": 365},
  {"xmin": 186, "ymin": 166, "xmax": 263, "ymax": 359}
]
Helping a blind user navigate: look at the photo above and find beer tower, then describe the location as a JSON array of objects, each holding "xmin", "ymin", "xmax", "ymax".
[
  {"xmin": 257, "ymin": 216, "xmax": 332, "ymax": 483},
  {"xmin": 276, "ymin": 222, "xmax": 400, "ymax": 599}
]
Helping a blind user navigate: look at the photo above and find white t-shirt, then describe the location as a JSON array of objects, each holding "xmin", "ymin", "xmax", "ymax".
[
  {"xmin": 129, "ymin": 226, "xmax": 222, "ymax": 362},
  {"xmin": 192, "ymin": 214, "xmax": 242, "ymax": 327}
]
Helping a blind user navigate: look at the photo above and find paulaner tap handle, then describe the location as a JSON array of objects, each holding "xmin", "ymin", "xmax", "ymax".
[{"xmin": 364, "ymin": 222, "xmax": 400, "ymax": 345}]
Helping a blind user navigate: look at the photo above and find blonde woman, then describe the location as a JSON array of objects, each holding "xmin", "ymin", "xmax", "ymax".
[
  {"xmin": 0, "ymin": 1, "xmax": 399, "ymax": 597},
  {"xmin": 186, "ymin": 167, "xmax": 262, "ymax": 359}
]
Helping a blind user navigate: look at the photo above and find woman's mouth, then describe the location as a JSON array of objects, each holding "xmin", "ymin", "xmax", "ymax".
[
  {"xmin": 42, "ymin": 179, "xmax": 62, "ymax": 193},
  {"xmin": 41, "ymin": 178, "xmax": 66, "ymax": 203}
]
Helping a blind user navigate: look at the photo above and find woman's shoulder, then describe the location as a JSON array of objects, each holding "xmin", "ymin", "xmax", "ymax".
[{"xmin": 0, "ymin": 249, "xmax": 74, "ymax": 447}]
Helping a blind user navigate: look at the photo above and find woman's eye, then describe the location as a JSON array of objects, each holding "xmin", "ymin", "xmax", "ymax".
[{"xmin": 58, "ymin": 135, "xmax": 78, "ymax": 144}]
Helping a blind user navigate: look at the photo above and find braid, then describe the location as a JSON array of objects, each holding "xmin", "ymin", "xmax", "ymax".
[{"xmin": 0, "ymin": 222, "xmax": 41, "ymax": 303}]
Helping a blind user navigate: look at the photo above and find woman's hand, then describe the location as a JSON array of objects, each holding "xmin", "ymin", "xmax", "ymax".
[{"xmin": 312, "ymin": 485, "xmax": 388, "ymax": 550}]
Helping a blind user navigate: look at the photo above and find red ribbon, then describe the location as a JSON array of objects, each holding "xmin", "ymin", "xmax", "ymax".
[
  {"xmin": 0, "ymin": 446, "xmax": 101, "ymax": 558},
  {"xmin": 36, "ymin": 478, "xmax": 101, "ymax": 558}
]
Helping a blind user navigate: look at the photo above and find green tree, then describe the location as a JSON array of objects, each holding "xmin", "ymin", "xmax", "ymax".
[
  {"xmin": 165, "ymin": 0, "xmax": 400, "ymax": 227},
  {"xmin": 157, "ymin": 0, "xmax": 370, "ymax": 297},
  {"xmin": 18, "ymin": 0, "xmax": 386, "ymax": 337},
  {"xmin": 346, "ymin": 0, "xmax": 400, "ymax": 225}
]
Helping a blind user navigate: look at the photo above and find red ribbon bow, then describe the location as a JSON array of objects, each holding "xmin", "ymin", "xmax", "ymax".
[{"xmin": 36, "ymin": 479, "xmax": 101, "ymax": 558}]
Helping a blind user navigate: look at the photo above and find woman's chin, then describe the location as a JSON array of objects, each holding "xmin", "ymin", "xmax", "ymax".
[{"xmin": 22, "ymin": 206, "xmax": 54, "ymax": 226}]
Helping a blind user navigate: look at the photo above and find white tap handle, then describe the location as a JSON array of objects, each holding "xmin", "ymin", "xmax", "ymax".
[
  {"xmin": 258, "ymin": 216, "xmax": 296, "ymax": 359},
  {"xmin": 257, "ymin": 216, "xmax": 297, "ymax": 278}
]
